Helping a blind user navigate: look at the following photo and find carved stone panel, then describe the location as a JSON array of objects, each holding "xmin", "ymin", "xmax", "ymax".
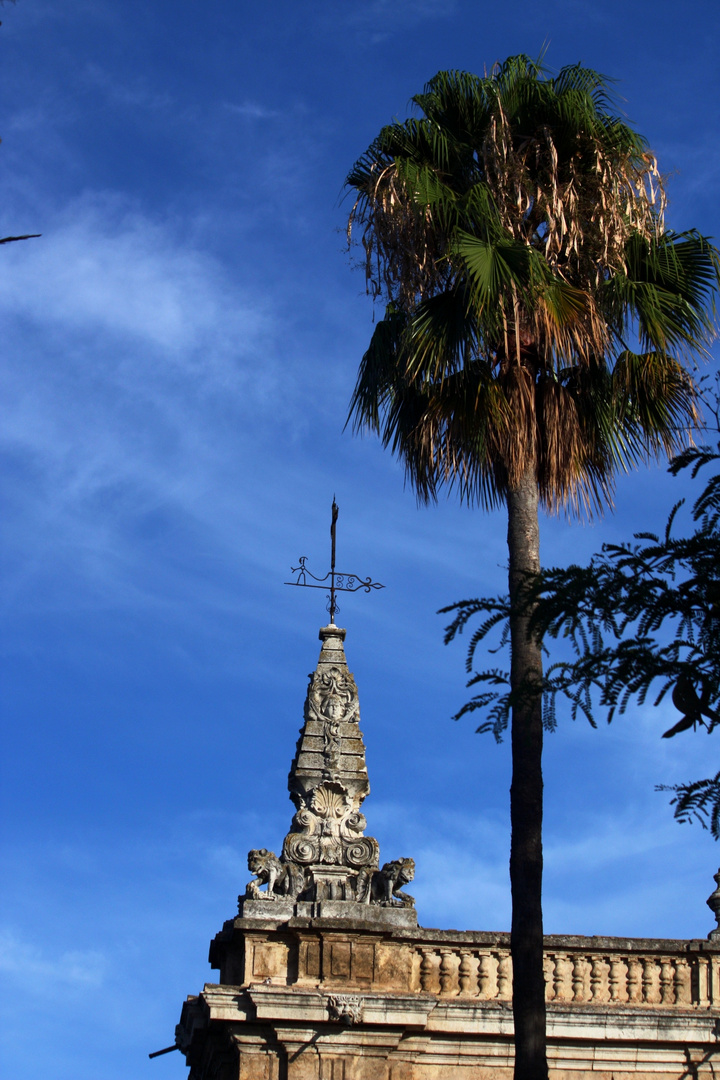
[{"xmin": 288, "ymin": 626, "xmax": 371, "ymax": 806}]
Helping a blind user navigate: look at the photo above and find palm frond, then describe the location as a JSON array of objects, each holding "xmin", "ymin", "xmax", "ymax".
[
  {"xmin": 346, "ymin": 306, "xmax": 407, "ymax": 433},
  {"xmin": 345, "ymin": 58, "xmax": 718, "ymax": 514}
]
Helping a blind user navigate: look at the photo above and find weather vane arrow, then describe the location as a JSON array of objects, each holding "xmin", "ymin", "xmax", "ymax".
[{"xmin": 285, "ymin": 498, "xmax": 384, "ymax": 623}]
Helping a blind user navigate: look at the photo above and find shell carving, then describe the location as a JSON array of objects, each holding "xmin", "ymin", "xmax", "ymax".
[
  {"xmin": 281, "ymin": 781, "xmax": 379, "ymax": 870},
  {"xmin": 311, "ymin": 782, "xmax": 351, "ymax": 820}
]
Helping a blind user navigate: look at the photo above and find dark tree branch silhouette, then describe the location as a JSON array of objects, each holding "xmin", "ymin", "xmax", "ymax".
[{"xmin": 443, "ymin": 384, "xmax": 720, "ymax": 835}]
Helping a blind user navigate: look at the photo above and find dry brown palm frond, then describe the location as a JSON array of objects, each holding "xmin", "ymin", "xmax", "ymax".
[
  {"xmin": 497, "ymin": 365, "xmax": 537, "ymax": 489},
  {"xmin": 535, "ymin": 379, "xmax": 586, "ymax": 513},
  {"xmin": 348, "ymin": 161, "xmax": 452, "ymax": 310},
  {"xmin": 480, "ymin": 119, "xmax": 666, "ymax": 289},
  {"xmin": 531, "ymin": 282, "xmax": 608, "ymax": 368}
]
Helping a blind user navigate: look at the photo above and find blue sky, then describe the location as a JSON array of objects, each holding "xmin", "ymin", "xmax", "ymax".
[{"xmin": 1, "ymin": 1, "xmax": 719, "ymax": 1078}]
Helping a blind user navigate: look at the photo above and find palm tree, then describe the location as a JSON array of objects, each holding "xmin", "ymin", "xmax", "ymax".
[{"xmin": 345, "ymin": 57, "xmax": 719, "ymax": 1080}]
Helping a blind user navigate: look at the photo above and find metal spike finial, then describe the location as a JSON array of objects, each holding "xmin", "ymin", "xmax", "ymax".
[{"xmin": 285, "ymin": 500, "xmax": 384, "ymax": 621}]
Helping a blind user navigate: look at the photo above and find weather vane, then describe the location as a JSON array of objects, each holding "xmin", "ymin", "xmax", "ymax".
[{"xmin": 285, "ymin": 498, "xmax": 384, "ymax": 623}]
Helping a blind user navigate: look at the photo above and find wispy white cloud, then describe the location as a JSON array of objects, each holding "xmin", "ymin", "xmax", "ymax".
[
  {"xmin": 0, "ymin": 180, "xmax": 451, "ymax": 638},
  {"xmin": 345, "ymin": 0, "xmax": 456, "ymax": 31},
  {"xmin": 0, "ymin": 193, "xmax": 269, "ymax": 364},
  {"xmin": 0, "ymin": 928, "xmax": 106, "ymax": 990},
  {"xmin": 0, "ymin": 190, "xmax": 299, "ymax": 618},
  {"xmin": 316, "ymin": 0, "xmax": 457, "ymax": 46},
  {"xmin": 80, "ymin": 63, "xmax": 174, "ymax": 111},
  {"xmin": 362, "ymin": 785, "xmax": 716, "ymax": 940},
  {"xmin": 224, "ymin": 100, "xmax": 280, "ymax": 121}
]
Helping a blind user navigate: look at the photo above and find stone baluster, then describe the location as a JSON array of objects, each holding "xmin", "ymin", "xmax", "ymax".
[
  {"xmin": 608, "ymin": 956, "xmax": 627, "ymax": 1003},
  {"xmin": 694, "ymin": 955, "xmax": 709, "ymax": 1006},
  {"xmin": 627, "ymin": 956, "xmax": 643, "ymax": 1003},
  {"xmin": 419, "ymin": 948, "xmax": 436, "ymax": 994},
  {"xmin": 642, "ymin": 957, "xmax": 659, "ymax": 1004},
  {"xmin": 477, "ymin": 952, "xmax": 496, "ymax": 1000},
  {"xmin": 589, "ymin": 955, "xmax": 601, "ymax": 1001},
  {"xmin": 553, "ymin": 952, "xmax": 572, "ymax": 1003},
  {"xmin": 674, "ymin": 957, "xmax": 691, "ymax": 1005},
  {"xmin": 590, "ymin": 955, "xmax": 609, "ymax": 1003},
  {"xmin": 712, "ymin": 955, "xmax": 720, "ymax": 1004},
  {"xmin": 660, "ymin": 959, "xmax": 675, "ymax": 1005},
  {"xmin": 439, "ymin": 949, "xmax": 455, "ymax": 996},
  {"xmin": 458, "ymin": 950, "xmax": 476, "ymax": 997},
  {"xmin": 544, "ymin": 954, "xmax": 556, "ymax": 1001},
  {"xmin": 572, "ymin": 956, "xmax": 587, "ymax": 1002},
  {"xmin": 496, "ymin": 953, "xmax": 512, "ymax": 1000}
]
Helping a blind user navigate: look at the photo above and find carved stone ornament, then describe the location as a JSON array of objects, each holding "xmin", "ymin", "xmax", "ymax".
[
  {"xmin": 356, "ymin": 858, "xmax": 416, "ymax": 908},
  {"xmin": 309, "ymin": 667, "xmax": 359, "ymax": 726},
  {"xmin": 244, "ymin": 849, "xmax": 304, "ymax": 901},
  {"xmin": 241, "ymin": 624, "xmax": 415, "ymax": 908},
  {"xmin": 282, "ymin": 780, "xmax": 379, "ymax": 872},
  {"xmin": 307, "ymin": 666, "xmax": 359, "ymax": 776},
  {"xmin": 327, "ymin": 994, "xmax": 363, "ymax": 1026}
]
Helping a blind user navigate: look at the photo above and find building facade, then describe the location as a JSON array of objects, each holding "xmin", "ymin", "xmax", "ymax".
[{"xmin": 174, "ymin": 624, "xmax": 720, "ymax": 1079}]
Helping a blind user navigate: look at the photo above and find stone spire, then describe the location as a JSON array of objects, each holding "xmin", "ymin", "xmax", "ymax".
[
  {"xmin": 281, "ymin": 623, "xmax": 379, "ymax": 900},
  {"xmin": 287, "ymin": 624, "xmax": 370, "ymax": 809},
  {"xmin": 242, "ymin": 624, "xmax": 415, "ymax": 914}
]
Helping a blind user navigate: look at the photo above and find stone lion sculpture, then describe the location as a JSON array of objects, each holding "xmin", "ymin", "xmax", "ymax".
[
  {"xmin": 358, "ymin": 858, "xmax": 415, "ymax": 907},
  {"xmin": 244, "ymin": 849, "xmax": 302, "ymax": 901}
]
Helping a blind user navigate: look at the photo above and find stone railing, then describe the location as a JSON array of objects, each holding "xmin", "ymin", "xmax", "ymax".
[{"xmin": 414, "ymin": 935, "xmax": 719, "ymax": 1007}]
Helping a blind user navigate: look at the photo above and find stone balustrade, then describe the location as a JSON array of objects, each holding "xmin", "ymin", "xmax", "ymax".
[
  {"xmin": 413, "ymin": 934, "xmax": 718, "ymax": 1007},
  {"xmin": 215, "ymin": 903, "xmax": 720, "ymax": 1015}
]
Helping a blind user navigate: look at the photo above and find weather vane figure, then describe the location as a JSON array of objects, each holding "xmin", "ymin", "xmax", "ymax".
[{"xmin": 285, "ymin": 498, "xmax": 384, "ymax": 623}]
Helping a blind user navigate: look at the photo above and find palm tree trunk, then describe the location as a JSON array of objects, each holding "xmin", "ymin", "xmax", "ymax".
[{"xmin": 507, "ymin": 460, "xmax": 548, "ymax": 1080}]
